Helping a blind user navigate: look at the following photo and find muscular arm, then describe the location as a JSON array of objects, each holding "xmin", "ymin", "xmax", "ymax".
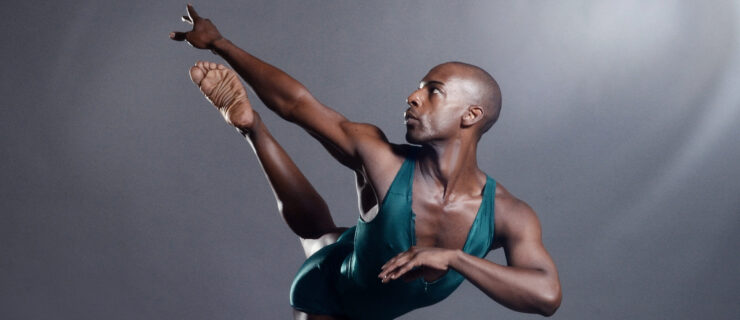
[
  {"xmin": 378, "ymin": 197, "xmax": 561, "ymax": 316},
  {"xmin": 172, "ymin": 5, "xmax": 392, "ymax": 168},
  {"xmin": 172, "ymin": 5, "xmax": 401, "ymax": 202},
  {"xmin": 210, "ymin": 38, "xmax": 359, "ymax": 154},
  {"xmin": 450, "ymin": 200, "xmax": 561, "ymax": 316}
]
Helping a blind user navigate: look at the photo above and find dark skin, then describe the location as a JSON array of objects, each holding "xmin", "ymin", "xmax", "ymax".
[{"xmin": 172, "ymin": 5, "xmax": 561, "ymax": 318}]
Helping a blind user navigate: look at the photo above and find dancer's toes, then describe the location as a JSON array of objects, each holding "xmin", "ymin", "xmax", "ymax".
[
  {"xmin": 189, "ymin": 65, "xmax": 206, "ymax": 85},
  {"xmin": 189, "ymin": 61, "xmax": 254, "ymax": 129}
]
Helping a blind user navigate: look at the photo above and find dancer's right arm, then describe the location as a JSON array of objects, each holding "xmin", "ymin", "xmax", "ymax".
[
  {"xmin": 211, "ymin": 37, "xmax": 387, "ymax": 164},
  {"xmin": 171, "ymin": 5, "xmax": 401, "ymax": 195}
]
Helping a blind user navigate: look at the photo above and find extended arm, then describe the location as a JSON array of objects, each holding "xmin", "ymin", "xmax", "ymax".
[{"xmin": 171, "ymin": 5, "xmax": 390, "ymax": 168}]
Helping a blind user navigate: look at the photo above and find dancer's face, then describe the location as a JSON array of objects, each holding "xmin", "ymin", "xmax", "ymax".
[{"xmin": 404, "ymin": 63, "xmax": 479, "ymax": 144}]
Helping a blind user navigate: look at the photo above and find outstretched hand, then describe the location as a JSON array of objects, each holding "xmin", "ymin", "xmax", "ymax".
[
  {"xmin": 170, "ymin": 4, "xmax": 224, "ymax": 50},
  {"xmin": 378, "ymin": 246, "xmax": 457, "ymax": 283}
]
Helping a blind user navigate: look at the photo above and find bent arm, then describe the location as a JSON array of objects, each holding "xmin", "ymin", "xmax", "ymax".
[
  {"xmin": 449, "ymin": 202, "xmax": 561, "ymax": 316},
  {"xmin": 450, "ymin": 251, "xmax": 560, "ymax": 316}
]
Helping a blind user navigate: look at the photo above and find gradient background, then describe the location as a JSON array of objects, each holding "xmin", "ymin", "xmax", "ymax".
[{"xmin": 2, "ymin": 1, "xmax": 739, "ymax": 319}]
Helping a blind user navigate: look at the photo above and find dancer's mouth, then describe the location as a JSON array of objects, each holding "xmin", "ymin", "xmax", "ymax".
[{"xmin": 404, "ymin": 110, "xmax": 418, "ymax": 124}]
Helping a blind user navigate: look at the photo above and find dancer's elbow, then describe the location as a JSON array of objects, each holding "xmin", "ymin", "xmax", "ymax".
[{"xmin": 537, "ymin": 284, "xmax": 562, "ymax": 316}]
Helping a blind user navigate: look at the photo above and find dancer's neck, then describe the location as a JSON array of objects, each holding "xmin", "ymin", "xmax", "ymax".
[{"xmin": 417, "ymin": 138, "xmax": 485, "ymax": 201}]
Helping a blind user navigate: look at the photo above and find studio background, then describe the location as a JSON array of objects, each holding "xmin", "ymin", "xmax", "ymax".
[{"xmin": 2, "ymin": 1, "xmax": 739, "ymax": 319}]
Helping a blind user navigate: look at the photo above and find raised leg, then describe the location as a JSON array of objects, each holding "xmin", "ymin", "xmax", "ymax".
[{"xmin": 189, "ymin": 61, "xmax": 343, "ymax": 254}]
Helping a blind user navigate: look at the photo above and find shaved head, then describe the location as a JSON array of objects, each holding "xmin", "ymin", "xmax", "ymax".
[{"xmin": 432, "ymin": 61, "xmax": 502, "ymax": 136}]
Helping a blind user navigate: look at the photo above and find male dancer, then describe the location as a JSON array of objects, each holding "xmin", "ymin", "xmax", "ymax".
[{"xmin": 172, "ymin": 5, "xmax": 561, "ymax": 319}]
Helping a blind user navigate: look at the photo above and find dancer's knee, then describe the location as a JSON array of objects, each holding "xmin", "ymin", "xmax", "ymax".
[
  {"xmin": 293, "ymin": 309, "xmax": 347, "ymax": 320},
  {"xmin": 300, "ymin": 227, "xmax": 348, "ymax": 258}
]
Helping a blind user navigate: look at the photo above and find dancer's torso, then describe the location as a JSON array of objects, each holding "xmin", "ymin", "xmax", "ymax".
[{"xmin": 336, "ymin": 148, "xmax": 497, "ymax": 319}]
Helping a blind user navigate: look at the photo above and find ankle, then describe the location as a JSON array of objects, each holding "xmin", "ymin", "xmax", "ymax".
[{"xmin": 235, "ymin": 110, "xmax": 261, "ymax": 137}]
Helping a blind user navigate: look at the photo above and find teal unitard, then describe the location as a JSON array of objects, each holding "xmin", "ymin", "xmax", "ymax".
[{"xmin": 290, "ymin": 148, "xmax": 497, "ymax": 319}]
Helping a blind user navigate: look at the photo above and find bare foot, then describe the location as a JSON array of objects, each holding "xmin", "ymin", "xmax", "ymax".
[{"xmin": 189, "ymin": 61, "xmax": 254, "ymax": 129}]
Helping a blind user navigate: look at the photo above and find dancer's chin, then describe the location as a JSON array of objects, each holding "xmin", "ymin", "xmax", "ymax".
[{"xmin": 405, "ymin": 132, "xmax": 422, "ymax": 145}]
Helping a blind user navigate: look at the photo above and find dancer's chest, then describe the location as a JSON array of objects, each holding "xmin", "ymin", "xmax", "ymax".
[{"xmin": 411, "ymin": 194, "xmax": 482, "ymax": 250}]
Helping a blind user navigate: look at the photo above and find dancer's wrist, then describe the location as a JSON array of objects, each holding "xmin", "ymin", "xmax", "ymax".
[{"xmin": 209, "ymin": 37, "xmax": 230, "ymax": 55}]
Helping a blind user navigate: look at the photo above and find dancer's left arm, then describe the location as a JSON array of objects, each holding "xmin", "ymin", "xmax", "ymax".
[{"xmin": 378, "ymin": 200, "xmax": 561, "ymax": 316}]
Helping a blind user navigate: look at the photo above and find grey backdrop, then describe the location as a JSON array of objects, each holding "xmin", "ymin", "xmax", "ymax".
[{"xmin": 2, "ymin": 1, "xmax": 739, "ymax": 319}]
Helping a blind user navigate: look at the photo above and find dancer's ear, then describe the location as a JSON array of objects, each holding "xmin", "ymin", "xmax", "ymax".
[{"xmin": 461, "ymin": 105, "xmax": 484, "ymax": 127}]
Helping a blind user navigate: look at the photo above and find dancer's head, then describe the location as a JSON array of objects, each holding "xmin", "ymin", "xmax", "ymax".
[{"xmin": 404, "ymin": 62, "xmax": 502, "ymax": 145}]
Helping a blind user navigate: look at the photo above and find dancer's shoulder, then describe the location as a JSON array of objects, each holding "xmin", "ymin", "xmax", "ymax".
[{"xmin": 491, "ymin": 182, "xmax": 543, "ymax": 244}]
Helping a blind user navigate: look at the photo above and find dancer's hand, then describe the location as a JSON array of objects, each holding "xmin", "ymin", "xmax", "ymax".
[
  {"xmin": 170, "ymin": 4, "xmax": 224, "ymax": 50},
  {"xmin": 378, "ymin": 246, "xmax": 458, "ymax": 283}
]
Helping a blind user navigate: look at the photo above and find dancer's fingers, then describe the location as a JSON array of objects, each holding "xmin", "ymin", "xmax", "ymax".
[
  {"xmin": 187, "ymin": 4, "xmax": 200, "ymax": 20},
  {"xmin": 390, "ymin": 261, "xmax": 419, "ymax": 280},
  {"xmin": 380, "ymin": 257, "xmax": 398, "ymax": 274},
  {"xmin": 381, "ymin": 253, "xmax": 402, "ymax": 270},
  {"xmin": 181, "ymin": 15, "xmax": 193, "ymax": 24},
  {"xmin": 379, "ymin": 254, "xmax": 413, "ymax": 281},
  {"xmin": 170, "ymin": 31, "xmax": 187, "ymax": 41},
  {"xmin": 380, "ymin": 261, "xmax": 412, "ymax": 283},
  {"xmin": 381, "ymin": 249, "xmax": 414, "ymax": 270}
]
